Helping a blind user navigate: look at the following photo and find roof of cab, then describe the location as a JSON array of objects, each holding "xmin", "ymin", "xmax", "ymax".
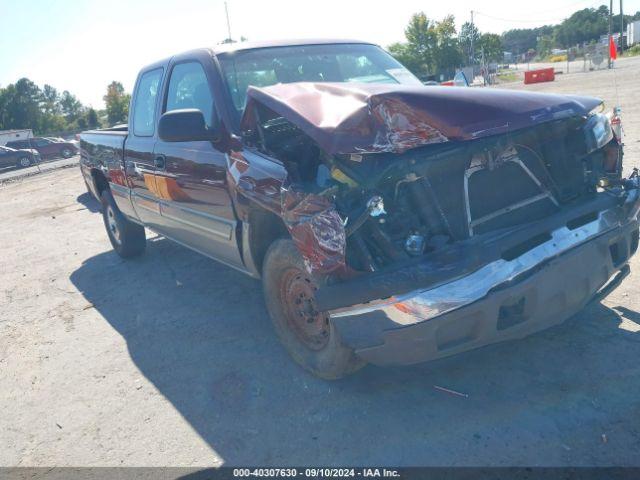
[
  {"xmin": 210, "ymin": 38, "xmax": 376, "ymax": 55},
  {"xmin": 141, "ymin": 39, "xmax": 377, "ymax": 67},
  {"xmin": 136, "ymin": 39, "xmax": 378, "ymax": 78}
]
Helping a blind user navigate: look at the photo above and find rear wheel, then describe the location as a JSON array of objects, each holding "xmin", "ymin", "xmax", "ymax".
[
  {"xmin": 100, "ymin": 189, "xmax": 146, "ymax": 258},
  {"xmin": 262, "ymin": 239, "xmax": 365, "ymax": 379},
  {"xmin": 17, "ymin": 157, "xmax": 31, "ymax": 168}
]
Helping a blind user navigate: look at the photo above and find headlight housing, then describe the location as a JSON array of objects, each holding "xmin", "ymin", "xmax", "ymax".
[{"xmin": 584, "ymin": 112, "xmax": 613, "ymax": 154}]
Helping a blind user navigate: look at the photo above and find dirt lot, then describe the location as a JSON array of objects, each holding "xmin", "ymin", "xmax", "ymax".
[
  {"xmin": 2, "ymin": 57, "xmax": 640, "ymax": 467},
  {"xmin": 0, "ymin": 156, "xmax": 79, "ymax": 184}
]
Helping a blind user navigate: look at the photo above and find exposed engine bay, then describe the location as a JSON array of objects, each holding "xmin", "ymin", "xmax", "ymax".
[{"xmin": 240, "ymin": 94, "xmax": 625, "ymax": 279}]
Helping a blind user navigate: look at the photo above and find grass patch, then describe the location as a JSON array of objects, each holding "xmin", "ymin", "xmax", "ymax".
[
  {"xmin": 496, "ymin": 72, "xmax": 519, "ymax": 83},
  {"xmin": 624, "ymin": 45, "xmax": 640, "ymax": 57}
]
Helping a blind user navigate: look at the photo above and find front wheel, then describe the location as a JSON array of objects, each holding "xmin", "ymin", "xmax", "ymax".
[
  {"xmin": 100, "ymin": 189, "xmax": 146, "ymax": 258},
  {"xmin": 262, "ymin": 239, "xmax": 365, "ymax": 379},
  {"xmin": 17, "ymin": 157, "xmax": 31, "ymax": 168},
  {"xmin": 61, "ymin": 148, "xmax": 73, "ymax": 158}
]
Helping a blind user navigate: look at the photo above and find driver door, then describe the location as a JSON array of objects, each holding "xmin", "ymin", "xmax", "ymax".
[{"xmin": 153, "ymin": 57, "xmax": 243, "ymax": 269}]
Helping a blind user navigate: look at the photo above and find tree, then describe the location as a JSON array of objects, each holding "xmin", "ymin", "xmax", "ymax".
[
  {"xmin": 554, "ymin": 6, "xmax": 609, "ymax": 47},
  {"xmin": 0, "ymin": 77, "xmax": 94, "ymax": 134},
  {"xmin": 0, "ymin": 78, "xmax": 42, "ymax": 130},
  {"xmin": 459, "ymin": 21, "xmax": 480, "ymax": 64},
  {"xmin": 387, "ymin": 42, "xmax": 422, "ymax": 75},
  {"xmin": 403, "ymin": 12, "xmax": 437, "ymax": 77},
  {"xmin": 479, "ymin": 33, "xmax": 503, "ymax": 63},
  {"xmin": 86, "ymin": 108, "xmax": 99, "ymax": 129},
  {"xmin": 388, "ymin": 12, "xmax": 463, "ymax": 79},
  {"xmin": 103, "ymin": 81, "xmax": 130, "ymax": 126},
  {"xmin": 60, "ymin": 90, "xmax": 82, "ymax": 123},
  {"xmin": 41, "ymin": 85, "xmax": 61, "ymax": 116},
  {"xmin": 433, "ymin": 15, "xmax": 463, "ymax": 73},
  {"xmin": 502, "ymin": 25, "xmax": 553, "ymax": 56},
  {"xmin": 536, "ymin": 35, "xmax": 555, "ymax": 58}
]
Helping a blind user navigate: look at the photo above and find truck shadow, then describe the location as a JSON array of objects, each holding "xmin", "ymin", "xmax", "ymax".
[
  {"xmin": 70, "ymin": 238, "xmax": 640, "ymax": 466},
  {"xmin": 76, "ymin": 192, "xmax": 102, "ymax": 213}
]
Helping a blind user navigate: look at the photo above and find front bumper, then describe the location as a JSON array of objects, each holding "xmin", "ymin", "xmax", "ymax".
[{"xmin": 330, "ymin": 189, "xmax": 640, "ymax": 366}]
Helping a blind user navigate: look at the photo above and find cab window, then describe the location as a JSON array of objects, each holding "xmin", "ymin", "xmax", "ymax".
[
  {"xmin": 165, "ymin": 62, "xmax": 214, "ymax": 128},
  {"xmin": 132, "ymin": 68, "xmax": 163, "ymax": 137}
]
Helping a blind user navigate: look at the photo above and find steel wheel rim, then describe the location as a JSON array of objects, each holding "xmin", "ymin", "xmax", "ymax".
[
  {"xmin": 280, "ymin": 268, "xmax": 330, "ymax": 351},
  {"xmin": 106, "ymin": 206, "xmax": 121, "ymax": 244}
]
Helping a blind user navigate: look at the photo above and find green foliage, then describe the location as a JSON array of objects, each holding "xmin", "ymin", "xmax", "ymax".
[
  {"xmin": 389, "ymin": 12, "xmax": 463, "ymax": 79},
  {"xmin": 554, "ymin": 6, "xmax": 609, "ymax": 47},
  {"xmin": 459, "ymin": 21, "xmax": 480, "ymax": 62},
  {"xmin": 502, "ymin": 26, "xmax": 553, "ymax": 55},
  {"xmin": 388, "ymin": 12, "xmax": 501, "ymax": 79},
  {"xmin": 626, "ymin": 44, "xmax": 640, "ymax": 56},
  {"xmin": 536, "ymin": 35, "xmax": 555, "ymax": 58},
  {"xmin": 479, "ymin": 33, "xmax": 503, "ymax": 62},
  {"xmin": 387, "ymin": 42, "xmax": 420, "ymax": 74},
  {"xmin": 103, "ymin": 81, "xmax": 131, "ymax": 126},
  {"xmin": 60, "ymin": 91, "xmax": 83, "ymax": 123},
  {"xmin": 86, "ymin": 108, "xmax": 99, "ymax": 129},
  {"xmin": 0, "ymin": 78, "xmax": 127, "ymax": 134},
  {"xmin": 402, "ymin": 12, "xmax": 437, "ymax": 77},
  {"xmin": 434, "ymin": 15, "xmax": 464, "ymax": 71},
  {"xmin": 501, "ymin": 7, "xmax": 640, "ymax": 55}
]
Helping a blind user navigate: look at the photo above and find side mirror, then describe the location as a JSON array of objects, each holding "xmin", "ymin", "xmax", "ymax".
[{"xmin": 158, "ymin": 109, "xmax": 219, "ymax": 142}]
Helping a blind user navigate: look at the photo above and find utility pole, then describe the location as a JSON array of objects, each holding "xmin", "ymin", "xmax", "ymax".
[
  {"xmin": 470, "ymin": 10, "xmax": 475, "ymax": 66},
  {"xmin": 608, "ymin": 0, "xmax": 613, "ymax": 68},
  {"xmin": 620, "ymin": 0, "xmax": 624, "ymax": 54},
  {"xmin": 224, "ymin": 0, "xmax": 232, "ymax": 43}
]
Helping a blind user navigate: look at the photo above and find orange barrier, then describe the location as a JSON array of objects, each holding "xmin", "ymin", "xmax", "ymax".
[{"xmin": 524, "ymin": 68, "xmax": 555, "ymax": 84}]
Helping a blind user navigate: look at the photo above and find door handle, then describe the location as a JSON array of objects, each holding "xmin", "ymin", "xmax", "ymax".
[{"xmin": 154, "ymin": 154, "xmax": 166, "ymax": 170}]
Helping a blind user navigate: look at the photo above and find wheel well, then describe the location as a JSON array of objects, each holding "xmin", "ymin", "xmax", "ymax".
[
  {"xmin": 91, "ymin": 169, "xmax": 109, "ymax": 196},
  {"xmin": 247, "ymin": 207, "xmax": 290, "ymax": 274}
]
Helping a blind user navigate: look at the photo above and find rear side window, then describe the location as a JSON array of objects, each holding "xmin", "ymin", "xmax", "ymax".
[
  {"xmin": 165, "ymin": 62, "xmax": 214, "ymax": 128},
  {"xmin": 133, "ymin": 68, "xmax": 163, "ymax": 137}
]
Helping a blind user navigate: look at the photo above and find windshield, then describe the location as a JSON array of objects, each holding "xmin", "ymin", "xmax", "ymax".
[{"xmin": 217, "ymin": 43, "xmax": 422, "ymax": 121}]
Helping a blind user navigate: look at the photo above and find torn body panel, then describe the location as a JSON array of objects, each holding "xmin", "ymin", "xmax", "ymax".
[
  {"xmin": 227, "ymin": 149, "xmax": 347, "ymax": 274},
  {"xmin": 242, "ymin": 82, "xmax": 601, "ymax": 154}
]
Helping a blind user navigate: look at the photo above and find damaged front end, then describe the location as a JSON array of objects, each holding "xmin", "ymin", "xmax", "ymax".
[{"xmin": 232, "ymin": 82, "xmax": 640, "ymax": 365}]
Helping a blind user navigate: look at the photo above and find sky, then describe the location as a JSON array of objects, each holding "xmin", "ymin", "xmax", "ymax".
[{"xmin": 1, "ymin": 0, "xmax": 639, "ymax": 108}]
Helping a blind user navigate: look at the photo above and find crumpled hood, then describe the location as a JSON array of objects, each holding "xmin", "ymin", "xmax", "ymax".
[{"xmin": 241, "ymin": 82, "xmax": 602, "ymax": 155}]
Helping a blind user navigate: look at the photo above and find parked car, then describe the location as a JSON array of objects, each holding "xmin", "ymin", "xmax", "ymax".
[
  {"xmin": 7, "ymin": 137, "xmax": 77, "ymax": 159},
  {"xmin": 80, "ymin": 39, "xmax": 640, "ymax": 379},
  {"xmin": 0, "ymin": 145, "xmax": 40, "ymax": 168}
]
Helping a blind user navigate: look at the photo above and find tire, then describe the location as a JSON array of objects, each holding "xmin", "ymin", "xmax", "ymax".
[
  {"xmin": 262, "ymin": 239, "xmax": 366, "ymax": 379},
  {"xmin": 61, "ymin": 148, "xmax": 73, "ymax": 158},
  {"xmin": 17, "ymin": 157, "xmax": 31, "ymax": 168},
  {"xmin": 100, "ymin": 189, "xmax": 146, "ymax": 258}
]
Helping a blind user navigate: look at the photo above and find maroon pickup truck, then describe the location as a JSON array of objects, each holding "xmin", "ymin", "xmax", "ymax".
[{"xmin": 80, "ymin": 39, "xmax": 640, "ymax": 379}]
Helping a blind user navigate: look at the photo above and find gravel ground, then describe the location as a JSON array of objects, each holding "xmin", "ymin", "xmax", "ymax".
[
  {"xmin": 0, "ymin": 157, "xmax": 80, "ymax": 184},
  {"xmin": 2, "ymin": 57, "xmax": 640, "ymax": 467}
]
